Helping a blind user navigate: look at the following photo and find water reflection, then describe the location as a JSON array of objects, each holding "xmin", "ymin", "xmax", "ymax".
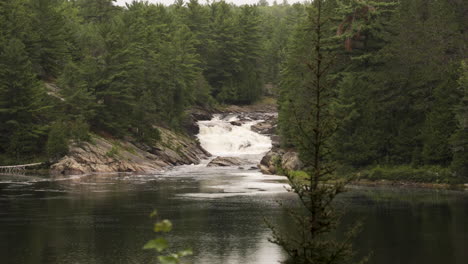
[
  {"xmin": 0, "ymin": 170, "xmax": 289, "ymax": 264},
  {"xmin": 339, "ymin": 187, "xmax": 468, "ymax": 264},
  {"xmin": 1, "ymin": 171, "xmax": 467, "ymax": 264}
]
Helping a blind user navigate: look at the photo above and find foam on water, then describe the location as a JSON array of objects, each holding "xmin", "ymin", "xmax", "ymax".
[{"xmin": 197, "ymin": 114, "xmax": 272, "ymax": 159}]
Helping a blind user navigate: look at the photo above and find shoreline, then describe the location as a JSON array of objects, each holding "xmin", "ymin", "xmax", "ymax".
[{"xmin": 348, "ymin": 179, "xmax": 468, "ymax": 191}]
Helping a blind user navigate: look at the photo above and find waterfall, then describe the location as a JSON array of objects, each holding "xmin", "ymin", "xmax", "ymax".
[{"xmin": 197, "ymin": 114, "xmax": 272, "ymax": 159}]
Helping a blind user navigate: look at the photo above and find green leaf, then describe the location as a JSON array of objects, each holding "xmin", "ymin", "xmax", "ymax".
[
  {"xmin": 157, "ymin": 255, "xmax": 179, "ymax": 264},
  {"xmin": 154, "ymin": 219, "xmax": 173, "ymax": 232},
  {"xmin": 177, "ymin": 249, "xmax": 193, "ymax": 257},
  {"xmin": 142, "ymin": 238, "xmax": 168, "ymax": 252},
  {"xmin": 149, "ymin": 210, "xmax": 158, "ymax": 218}
]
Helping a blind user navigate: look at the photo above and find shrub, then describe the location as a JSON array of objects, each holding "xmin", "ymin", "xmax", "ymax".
[
  {"xmin": 137, "ymin": 126, "xmax": 161, "ymax": 146},
  {"xmin": 47, "ymin": 122, "xmax": 69, "ymax": 161},
  {"xmin": 69, "ymin": 119, "xmax": 91, "ymax": 142},
  {"xmin": 106, "ymin": 145, "xmax": 119, "ymax": 158},
  {"xmin": 359, "ymin": 165, "xmax": 457, "ymax": 183}
]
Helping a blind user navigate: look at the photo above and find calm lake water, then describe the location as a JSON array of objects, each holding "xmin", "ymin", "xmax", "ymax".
[{"xmin": 1, "ymin": 166, "xmax": 467, "ymax": 264}]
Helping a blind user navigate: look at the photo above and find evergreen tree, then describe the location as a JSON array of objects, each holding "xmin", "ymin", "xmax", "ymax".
[
  {"xmin": 234, "ymin": 5, "xmax": 264, "ymax": 103},
  {"xmin": 29, "ymin": 0, "xmax": 69, "ymax": 78},
  {"xmin": 272, "ymin": 2, "xmax": 362, "ymax": 263},
  {"xmin": 450, "ymin": 61, "xmax": 468, "ymax": 178},
  {"xmin": 421, "ymin": 78, "xmax": 459, "ymax": 166},
  {"xmin": 76, "ymin": 0, "xmax": 118, "ymax": 23},
  {"xmin": 92, "ymin": 17, "xmax": 138, "ymax": 135},
  {"xmin": 205, "ymin": 1, "xmax": 241, "ymax": 102},
  {"xmin": 0, "ymin": 39, "xmax": 48, "ymax": 163}
]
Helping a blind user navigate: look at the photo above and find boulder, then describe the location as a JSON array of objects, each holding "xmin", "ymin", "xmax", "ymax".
[
  {"xmin": 183, "ymin": 107, "xmax": 214, "ymax": 135},
  {"xmin": 182, "ymin": 115, "xmax": 200, "ymax": 135},
  {"xmin": 230, "ymin": 121, "xmax": 243, "ymax": 126},
  {"xmin": 251, "ymin": 120, "xmax": 276, "ymax": 135},
  {"xmin": 270, "ymin": 135, "xmax": 281, "ymax": 150},
  {"xmin": 207, "ymin": 156, "xmax": 247, "ymax": 167},
  {"xmin": 281, "ymin": 151, "xmax": 303, "ymax": 171},
  {"xmin": 258, "ymin": 150, "xmax": 283, "ymax": 175},
  {"xmin": 259, "ymin": 164, "xmax": 272, "ymax": 174},
  {"xmin": 258, "ymin": 150, "xmax": 303, "ymax": 175},
  {"xmin": 190, "ymin": 108, "xmax": 213, "ymax": 121}
]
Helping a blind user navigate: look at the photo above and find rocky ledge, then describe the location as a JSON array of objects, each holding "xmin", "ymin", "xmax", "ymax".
[
  {"xmin": 51, "ymin": 127, "xmax": 210, "ymax": 175},
  {"xmin": 207, "ymin": 156, "xmax": 249, "ymax": 167},
  {"xmin": 258, "ymin": 149, "xmax": 303, "ymax": 175}
]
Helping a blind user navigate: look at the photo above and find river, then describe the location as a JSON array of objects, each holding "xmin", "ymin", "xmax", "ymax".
[{"xmin": 0, "ymin": 114, "xmax": 467, "ymax": 264}]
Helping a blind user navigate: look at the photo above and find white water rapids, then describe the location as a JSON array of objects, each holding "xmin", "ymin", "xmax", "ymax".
[
  {"xmin": 197, "ymin": 114, "xmax": 272, "ymax": 161},
  {"xmin": 162, "ymin": 113, "xmax": 287, "ymax": 199}
]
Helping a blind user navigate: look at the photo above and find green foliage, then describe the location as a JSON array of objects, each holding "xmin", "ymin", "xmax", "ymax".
[
  {"xmin": 144, "ymin": 210, "xmax": 193, "ymax": 264},
  {"xmin": 0, "ymin": 0, "xmax": 465, "ymax": 181},
  {"xmin": 292, "ymin": 0, "xmax": 468, "ymax": 179},
  {"xmin": 105, "ymin": 145, "xmax": 120, "ymax": 158},
  {"xmin": 0, "ymin": 37, "xmax": 49, "ymax": 163},
  {"xmin": 29, "ymin": 0, "xmax": 70, "ymax": 78},
  {"xmin": 421, "ymin": 79, "xmax": 458, "ymax": 166},
  {"xmin": 144, "ymin": 238, "xmax": 169, "ymax": 252},
  {"xmin": 357, "ymin": 165, "xmax": 460, "ymax": 184},
  {"xmin": 271, "ymin": 2, "xmax": 364, "ymax": 263},
  {"xmin": 203, "ymin": 1, "xmax": 265, "ymax": 104},
  {"xmin": 46, "ymin": 121, "xmax": 69, "ymax": 161},
  {"xmin": 69, "ymin": 119, "xmax": 91, "ymax": 142},
  {"xmin": 450, "ymin": 60, "xmax": 468, "ymax": 179}
]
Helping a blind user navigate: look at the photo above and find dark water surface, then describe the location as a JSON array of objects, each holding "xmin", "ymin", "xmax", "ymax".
[{"xmin": 1, "ymin": 166, "xmax": 467, "ymax": 264}]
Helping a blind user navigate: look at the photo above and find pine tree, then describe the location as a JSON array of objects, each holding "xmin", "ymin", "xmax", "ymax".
[
  {"xmin": 205, "ymin": 1, "xmax": 241, "ymax": 101},
  {"xmin": 234, "ymin": 5, "xmax": 264, "ymax": 104},
  {"xmin": 0, "ymin": 38, "xmax": 48, "ymax": 162},
  {"xmin": 92, "ymin": 17, "xmax": 138, "ymax": 135},
  {"xmin": 450, "ymin": 61, "xmax": 468, "ymax": 178},
  {"xmin": 421, "ymin": 78, "xmax": 459, "ymax": 166},
  {"xmin": 272, "ymin": 2, "xmax": 362, "ymax": 263},
  {"xmin": 76, "ymin": 0, "xmax": 118, "ymax": 23},
  {"xmin": 29, "ymin": 0, "xmax": 69, "ymax": 78}
]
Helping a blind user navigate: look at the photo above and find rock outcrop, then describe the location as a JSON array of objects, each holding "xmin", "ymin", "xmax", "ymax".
[
  {"xmin": 51, "ymin": 127, "xmax": 210, "ymax": 175},
  {"xmin": 250, "ymin": 113, "xmax": 277, "ymax": 135},
  {"xmin": 230, "ymin": 121, "xmax": 242, "ymax": 126},
  {"xmin": 281, "ymin": 151, "xmax": 303, "ymax": 171},
  {"xmin": 258, "ymin": 150, "xmax": 282, "ymax": 174},
  {"xmin": 207, "ymin": 156, "xmax": 248, "ymax": 167},
  {"xmin": 183, "ymin": 107, "xmax": 214, "ymax": 135},
  {"xmin": 251, "ymin": 120, "xmax": 276, "ymax": 135},
  {"xmin": 258, "ymin": 150, "xmax": 303, "ymax": 175}
]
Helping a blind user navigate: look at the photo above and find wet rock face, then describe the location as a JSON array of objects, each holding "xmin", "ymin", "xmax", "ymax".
[
  {"xmin": 207, "ymin": 156, "xmax": 249, "ymax": 167},
  {"xmin": 51, "ymin": 127, "xmax": 210, "ymax": 175},
  {"xmin": 50, "ymin": 137, "xmax": 165, "ymax": 175},
  {"xmin": 230, "ymin": 121, "xmax": 243, "ymax": 126},
  {"xmin": 251, "ymin": 121, "xmax": 276, "ymax": 135},
  {"xmin": 250, "ymin": 114, "xmax": 277, "ymax": 135},
  {"xmin": 190, "ymin": 108, "xmax": 213, "ymax": 121},
  {"xmin": 183, "ymin": 107, "xmax": 214, "ymax": 136}
]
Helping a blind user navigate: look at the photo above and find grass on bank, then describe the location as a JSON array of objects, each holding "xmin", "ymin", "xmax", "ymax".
[{"xmin": 284, "ymin": 165, "xmax": 467, "ymax": 188}]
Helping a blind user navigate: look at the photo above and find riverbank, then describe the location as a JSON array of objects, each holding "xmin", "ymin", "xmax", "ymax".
[
  {"xmin": 50, "ymin": 126, "xmax": 210, "ymax": 175},
  {"xmin": 47, "ymin": 97, "xmax": 278, "ymax": 175},
  {"xmin": 348, "ymin": 179, "xmax": 468, "ymax": 191},
  {"xmin": 217, "ymin": 97, "xmax": 277, "ymax": 113},
  {"xmin": 249, "ymin": 101, "xmax": 468, "ymax": 190}
]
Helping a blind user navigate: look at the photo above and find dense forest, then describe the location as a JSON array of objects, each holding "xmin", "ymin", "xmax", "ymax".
[
  {"xmin": 0, "ymin": 0, "xmax": 466, "ymax": 180},
  {"xmin": 277, "ymin": 0, "xmax": 467, "ymax": 181},
  {"xmin": 0, "ymin": 0, "xmax": 272, "ymax": 164}
]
